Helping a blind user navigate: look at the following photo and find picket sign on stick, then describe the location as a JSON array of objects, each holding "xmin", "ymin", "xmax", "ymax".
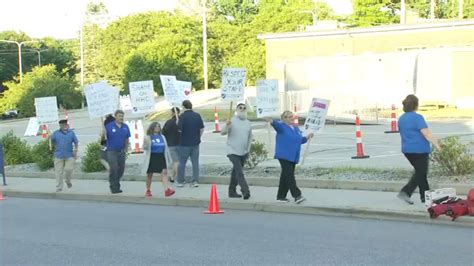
[
  {"xmin": 266, "ymin": 123, "xmax": 274, "ymax": 159},
  {"xmin": 300, "ymin": 98, "xmax": 331, "ymax": 166},
  {"xmin": 228, "ymin": 101, "xmax": 234, "ymax": 120}
]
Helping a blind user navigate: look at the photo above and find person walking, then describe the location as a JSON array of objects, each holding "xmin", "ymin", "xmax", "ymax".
[
  {"xmin": 397, "ymin": 94, "xmax": 441, "ymax": 204},
  {"xmin": 99, "ymin": 114, "xmax": 115, "ymax": 170},
  {"xmin": 142, "ymin": 122, "xmax": 175, "ymax": 197},
  {"xmin": 49, "ymin": 119, "xmax": 78, "ymax": 192},
  {"xmin": 162, "ymin": 107, "xmax": 181, "ymax": 183},
  {"xmin": 102, "ymin": 110, "xmax": 130, "ymax": 194},
  {"xmin": 177, "ymin": 100, "xmax": 204, "ymax": 188},
  {"xmin": 266, "ymin": 111, "xmax": 313, "ymax": 204},
  {"xmin": 221, "ymin": 102, "xmax": 252, "ymax": 200}
]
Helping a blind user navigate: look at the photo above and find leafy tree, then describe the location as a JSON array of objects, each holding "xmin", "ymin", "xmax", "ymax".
[
  {"xmin": 0, "ymin": 65, "xmax": 81, "ymax": 117},
  {"xmin": 348, "ymin": 0, "xmax": 399, "ymax": 27},
  {"xmin": 410, "ymin": 0, "xmax": 474, "ymax": 19}
]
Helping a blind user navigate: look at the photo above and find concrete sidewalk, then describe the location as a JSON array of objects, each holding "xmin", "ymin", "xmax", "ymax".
[{"xmin": 1, "ymin": 177, "xmax": 473, "ymax": 227}]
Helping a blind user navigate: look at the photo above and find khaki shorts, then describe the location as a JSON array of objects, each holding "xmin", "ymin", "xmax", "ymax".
[{"xmin": 168, "ymin": 146, "xmax": 180, "ymax": 163}]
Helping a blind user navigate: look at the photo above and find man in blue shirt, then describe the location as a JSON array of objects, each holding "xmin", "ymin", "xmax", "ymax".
[
  {"xmin": 50, "ymin": 119, "xmax": 78, "ymax": 192},
  {"xmin": 102, "ymin": 110, "xmax": 130, "ymax": 194},
  {"xmin": 177, "ymin": 100, "xmax": 204, "ymax": 187}
]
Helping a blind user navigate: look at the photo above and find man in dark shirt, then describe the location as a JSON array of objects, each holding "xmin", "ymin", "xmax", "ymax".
[
  {"xmin": 162, "ymin": 107, "xmax": 180, "ymax": 183},
  {"xmin": 177, "ymin": 100, "xmax": 204, "ymax": 187}
]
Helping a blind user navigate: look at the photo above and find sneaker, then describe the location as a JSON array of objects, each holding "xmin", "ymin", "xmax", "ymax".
[
  {"xmin": 177, "ymin": 183, "xmax": 185, "ymax": 188},
  {"xmin": 165, "ymin": 188, "xmax": 175, "ymax": 197},
  {"xmin": 145, "ymin": 190, "xmax": 152, "ymax": 197},
  {"xmin": 397, "ymin": 192, "xmax": 414, "ymax": 205},
  {"xmin": 192, "ymin": 182, "xmax": 199, "ymax": 188},
  {"xmin": 229, "ymin": 193, "xmax": 242, "ymax": 198},
  {"xmin": 276, "ymin": 198, "xmax": 290, "ymax": 203},
  {"xmin": 111, "ymin": 190, "xmax": 123, "ymax": 194},
  {"xmin": 243, "ymin": 193, "xmax": 251, "ymax": 200},
  {"xmin": 295, "ymin": 196, "xmax": 306, "ymax": 204},
  {"xmin": 66, "ymin": 182, "xmax": 72, "ymax": 189},
  {"xmin": 56, "ymin": 188, "xmax": 62, "ymax": 192},
  {"xmin": 168, "ymin": 177, "xmax": 175, "ymax": 183}
]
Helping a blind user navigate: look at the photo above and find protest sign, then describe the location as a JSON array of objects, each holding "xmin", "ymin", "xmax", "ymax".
[
  {"xmin": 129, "ymin": 80, "xmax": 155, "ymax": 114},
  {"xmin": 176, "ymin": 80, "xmax": 192, "ymax": 104},
  {"xmin": 221, "ymin": 68, "xmax": 246, "ymax": 102},
  {"xmin": 160, "ymin": 75, "xmax": 182, "ymax": 107},
  {"xmin": 303, "ymin": 98, "xmax": 330, "ymax": 133},
  {"xmin": 256, "ymin": 79, "xmax": 279, "ymax": 118},
  {"xmin": 24, "ymin": 117, "xmax": 40, "ymax": 137},
  {"xmin": 34, "ymin": 96, "xmax": 59, "ymax": 124},
  {"xmin": 120, "ymin": 95, "xmax": 132, "ymax": 111},
  {"xmin": 84, "ymin": 82, "xmax": 118, "ymax": 118}
]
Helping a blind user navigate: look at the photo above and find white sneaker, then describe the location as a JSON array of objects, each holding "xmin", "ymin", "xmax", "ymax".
[
  {"xmin": 177, "ymin": 183, "xmax": 185, "ymax": 188},
  {"xmin": 192, "ymin": 182, "xmax": 199, "ymax": 188},
  {"xmin": 295, "ymin": 196, "xmax": 306, "ymax": 204},
  {"xmin": 276, "ymin": 198, "xmax": 290, "ymax": 203}
]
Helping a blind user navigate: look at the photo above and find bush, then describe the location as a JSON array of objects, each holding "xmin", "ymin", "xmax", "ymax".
[
  {"xmin": 431, "ymin": 136, "xmax": 474, "ymax": 176},
  {"xmin": 32, "ymin": 139, "xmax": 54, "ymax": 171},
  {"xmin": 0, "ymin": 131, "xmax": 34, "ymax": 165},
  {"xmin": 245, "ymin": 139, "xmax": 268, "ymax": 169},
  {"xmin": 81, "ymin": 142, "xmax": 106, "ymax": 172}
]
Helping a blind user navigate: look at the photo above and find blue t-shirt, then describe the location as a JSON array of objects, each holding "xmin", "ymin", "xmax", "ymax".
[
  {"xmin": 398, "ymin": 112, "xmax": 431, "ymax": 153},
  {"xmin": 150, "ymin": 134, "xmax": 166, "ymax": 154},
  {"xmin": 271, "ymin": 120, "xmax": 308, "ymax": 163},
  {"xmin": 178, "ymin": 110, "xmax": 204, "ymax": 146},
  {"xmin": 51, "ymin": 129, "xmax": 78, "ymax": 158},
  {"xmin": 105, "ymin": 122, "xmax": 131, "ymax": 151}
]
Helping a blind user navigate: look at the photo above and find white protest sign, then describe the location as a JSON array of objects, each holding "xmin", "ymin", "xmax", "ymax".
[
  {"xmin": 24, "ymin": 117, "xmax": 40, "ymax": 137},
  {"xmin": 34, "ymin": 96, "xmax": 59, "ymax": 124},
  {"xmin": 221, "ymin": 68, "xmax": 246, "ymax": 102},
  {"xmin": 120, "ymin": 95, "xmax": 132, "ymax": 111},
  {"xmin": 256, "ymin": 79, "xmax": 279, "ymax": 118},
  {"xmin": 84, "ymin": 82, "xmax": 118, "ymax": 118},
  {"xmin": 176, "ymin": 80, "xmax": 192, "ymax": 104},
  {"xmin": 160, "ymin": 75, "xmax": 181, "ymax": 107},
  {"xmin": 303, "ymin": 98, "xmax": 330, "ymax": 133},
  {"xmin": 129, "ymin": 80, "xmax": 155, "ymax": 114}
]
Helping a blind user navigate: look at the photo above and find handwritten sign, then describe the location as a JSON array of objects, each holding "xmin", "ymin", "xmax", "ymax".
[
  {"xmin": 120, "ymin": 95, "xmax": 132, "ymax": 111},
  {"xmin": 303, "ymin": 98, "xmax": 330, "ymax": 133},
  {"xmin": 176, "ymin": 80, "xmax": 191, "ymax": 104},
  {"xmin": 221, "ymin": 68, "xmax": 246, "ymax": 102},
  {"xmin": 129, "ymin": 80, "xmax": 155, "ymax": 114},
  {"xmin": 84, "ymin": 82, "xmax": 118, "ymax": 118},
  {"xmin": 34, "ymin": 96, "xmax": 59, "ymax": 124},
  {"xmin": 159, "ymin": 75, "xmax": 180, "ymax": 107},
  {"xmin": 256, "ymin": 79, "xmax": 279, "ymax": 118},
  {"xmin": 24, "ymin": 117, "xmax": 40, "ymax": 137}
]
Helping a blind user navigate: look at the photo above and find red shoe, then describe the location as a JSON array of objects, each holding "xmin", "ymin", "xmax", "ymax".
[
  {"xmin": 145, "ymin": 190, "xmax": 152, "ymax": 197},
  {"xmin": 165, "ymin": 188, "xmax": 175, "ymax": 197}
]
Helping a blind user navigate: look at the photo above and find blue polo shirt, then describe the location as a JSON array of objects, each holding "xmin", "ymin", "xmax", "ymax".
[
  {"xmin": 105, "ymin": 122, "xmax": 131, "ymax": 151},
  {"xmin": 271, "ymin": 120, "xmax": 308, "ymax": 163},
  {"xmin": 51, "ymin": 129, "xmax": 78, "ymax": 159},
  {"xmin": 178, "ymin": 110, "xmax": 204, "ymax": 146},
  {"xmin": 398, "ymin": 112, "xmax": 431, "ymax": 153},
  {"xmin": 150, "ymin": 134, "xmax": 166, "ymax": 154}
]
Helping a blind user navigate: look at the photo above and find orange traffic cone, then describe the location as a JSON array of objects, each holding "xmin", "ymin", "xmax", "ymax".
[
  {"xmin": 0, "ymin": 187, "xmax": 6, "ymax": 201},
  {"xmin": 204, "ymin": 184, "xmax": 224, "ymax": 214},
  {"xmin": 384, "ymin": 104, "xmax": 399, "ymax": 133},
  {"xmin": 41, "ymin": 125, "xmax": 48, "ymax": 139},
  {"xmin": 293, "ymin": 105, "xmax": 299, "ymax": 126},
  {"xmin": 131, "ymin": 121, "xmax": 143, "ymax": 154},
  {"xmin": 213, "ymin": 107, "xmax": 221, "ymax": 133},
  {"xmin": 351, "ymin": 115, "xmax": 370, "ymax": 159}
]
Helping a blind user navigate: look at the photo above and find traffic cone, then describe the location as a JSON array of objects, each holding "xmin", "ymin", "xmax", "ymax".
[
  {"xmin": 131, "ymin": 120, "xmax": 143, "ymax": 154},
  {"xmin": 384, "ymin": 104, "xmax": 399, "ymax": 133},
  {"xmin": 0, "ymin": 186, "xmax": 6, "ymax": 201},
  {"xmin": 351, "ymin": 115, "xmax": 370, "ymax": 159},
  {"xmin": 204, "ymin": 184, "xmax": 224, "ymax": 214},
  {"xmin": 41, "ymin": 125, "xmax": 48, "ymax": 139},
  {"xmin": 293, "ymin": 105, "xmax": 299, "ymax": 126},
  {"xmin": 212, "ymin": 107, "xmax": 221, "ymax": 133}
]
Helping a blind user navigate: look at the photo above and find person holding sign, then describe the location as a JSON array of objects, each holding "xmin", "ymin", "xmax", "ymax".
[
  {"xmin": 221, "ymin": 102, "xmax": 252, "ymax": 200},
  {"xmin": 49, "ymin": 119, "xmax": 78, "ymax": 192},
  {"xmin": 102, "ymin": 110, "xmax": 131, "ymax": 194},
  {"xmin": 142, "ymin": 122, "xmax": 175, "ymax": 197},
  {"xmin": 266, "ymin": 111, "xmax": 313, "ymax": 204},
  {"xmin": 162, "ymin": 107, "xmax": 181, "ymax": 183}
]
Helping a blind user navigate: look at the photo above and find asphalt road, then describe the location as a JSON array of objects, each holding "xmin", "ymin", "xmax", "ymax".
[
  {"xmin": 1, "ymin": 198, "xmax": 473, "ymax": 265},
  {"xmin": 1, "ymin": 108, "xmax": 473, "ymax": 170}
]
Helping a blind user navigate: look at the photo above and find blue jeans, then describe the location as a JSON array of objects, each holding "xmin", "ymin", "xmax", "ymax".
[{"xmin": 177, "ymin": 145, "xmax": 200, "ymax": 184}]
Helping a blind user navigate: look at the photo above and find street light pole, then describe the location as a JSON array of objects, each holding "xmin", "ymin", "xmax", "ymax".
[
  {"xmin": 0, "ymin": 40, "xmax": 39, "ymax": 82},
  {"xmin": 202, "ymin": 0, "xmax": 208, "ymax": 91}
]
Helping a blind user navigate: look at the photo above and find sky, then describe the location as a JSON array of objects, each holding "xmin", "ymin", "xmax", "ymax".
[{"xmin": 0, "ymin": 0, "xmax": 179, "ymax": 39}]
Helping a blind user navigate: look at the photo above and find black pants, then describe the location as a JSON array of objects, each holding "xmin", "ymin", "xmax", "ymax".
[
  {"xmin": 227, "ymin": 154, "xmax": 250, "ymax": 195},
  {"xmin": 401, "ymin": 153, "xmax": 430, "ymax": 201},
  {"xmin": 107, "ymin": 150, "xmax": 126, "ymax": 192},
  {"xmin": 277, "ymin": 159, "xmax": 301, "ymax": 199}
]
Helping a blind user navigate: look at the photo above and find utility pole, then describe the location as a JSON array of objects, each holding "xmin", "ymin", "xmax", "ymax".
[
  {"xmin": 0, "ymin": 40, "xmax": 39, "ymax": 82},
  {"xmin": 430, "ymin": 0, "xmax": 436, "ymax": 20},
  {"xmin": 459, "ymin": 0, "xmax": 464, "ymax": 19},
  {"xmin": 202, "ymin": 0, "xmax": 208, "ymax": 90},
  {"xmin": 400, "ymin": 0, "xmax": 406, "ymax": 24}
]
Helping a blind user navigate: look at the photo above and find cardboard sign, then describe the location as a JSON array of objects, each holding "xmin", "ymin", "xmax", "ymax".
[
  {"xmin": 303, "ymin": 98, "xmax": 330, "ymax": 133},
  {"xmin": 129, "ymin": 80, "xmax": 155, "ymax": 114},
  {"xmin": 176, "ymin": 80, "xmax": 192, "ymax": 104},
  {"xmin": 24, "ymin": 117, "xmax": 40, "ymax": 137},
  {"xmin": 84, "ymin": 82, "xmax": 118, "ymax": 118},
  {"xmin": 34, "ymin": 96, "xmax": 59, "ymax": 124},
  {"xmin": 221, "ymin": 68, "xmax": 246, "ymax": 101},
  {"xmin": 160, "ymin": 75, "xmax": 181, "ymax": 107},
  {"xmin": 256, "ymin": 79, "xmax": 279, "ymax": 118},
  {"xmin": 120, "ymin": 95, "xmax": 132, "ymax": 111}
]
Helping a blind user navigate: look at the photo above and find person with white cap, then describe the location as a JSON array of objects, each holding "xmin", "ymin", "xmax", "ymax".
[{"xmin": 221, "ymin": 102, "xmax": 252, "ymax": 199}]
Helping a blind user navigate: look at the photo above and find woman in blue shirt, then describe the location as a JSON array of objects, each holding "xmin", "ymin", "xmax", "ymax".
[
  {"xmin": 397, "ymin": 95, "xmax": 441, "ymax": 204},
  {"xmin": 266, "ymin": 111, "xmax": 313, "ymax": 204},
  {"xmin": 142, "ymin": 122, "xmax": 175, "ymax": 198}
]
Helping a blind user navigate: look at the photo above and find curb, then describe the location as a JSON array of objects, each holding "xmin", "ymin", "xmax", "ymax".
[
  {"xmin": 6, "ymin": 171, "xmax": 473, "ymax": 194},
  {"xmin": 3, "ymin": 190, "xmax": 473, "ymax": 228}
]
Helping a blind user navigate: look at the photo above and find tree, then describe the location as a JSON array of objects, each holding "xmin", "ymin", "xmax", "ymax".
[
  {"xmin": 0, "ymin": 31, "xmax": 31, "ymax": 88},
  {"xmin": 410, "ymin": 0, "xmax": 474, "ymax": 19},
  {"xmin": 348, "ymin": 0, "xmax": 400, "ymax": 27}
]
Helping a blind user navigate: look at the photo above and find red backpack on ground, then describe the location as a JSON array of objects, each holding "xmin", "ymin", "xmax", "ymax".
[{"xmin": 468, "ymin": 188, "xmax": 474, "ymax": 216}]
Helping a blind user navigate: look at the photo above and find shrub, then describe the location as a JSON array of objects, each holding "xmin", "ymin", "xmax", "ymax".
[
  {"xmin": 0, "ymin": 131, "xmax": 34, "ymax": 165},
  {"xmin": 431, "ymin": 136, "xmax": 474, "ymax": 176},
  {"xmin": 81, "ymin": 142, "xmax": 106, "ymax": 172},
  {"xmin": 32, "ymin": 139, "xmax": 54, "ymax": 171},
  {"xmin": 245, "ymin": 139, "xmax": 268, "ymax": 169}
]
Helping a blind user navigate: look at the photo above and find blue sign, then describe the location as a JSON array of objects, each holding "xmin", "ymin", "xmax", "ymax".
[{"xmin": 0, "ymin": 143, "xmax": 5, "ymax": 185}]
